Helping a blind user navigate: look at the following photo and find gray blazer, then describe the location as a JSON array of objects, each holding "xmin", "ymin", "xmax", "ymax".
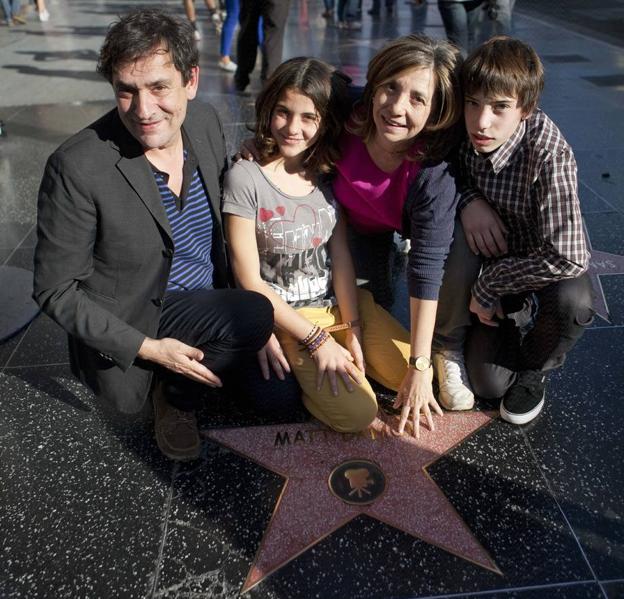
[{"xmin": 33, "ymin": 101, "xmax": 228, "ymax": 413}]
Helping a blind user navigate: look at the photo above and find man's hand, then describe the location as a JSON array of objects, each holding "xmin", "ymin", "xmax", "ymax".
[
  {"xmin": 469, "ymin": 296, "xmax": 503, "ymax": 327},
  {"xmin": 257, "ymin": 333, "xmax": 291, "ymax": 380},
  {"xmin": 232, "ymin": 138, "xmax": 260, "ymax": 162},
  {"xmin": 137, "ymin": 337, "xmax": 222, "ymax": 387},
  {"xmin": 460, "ymin": 198, "xmax": 508, "ymax": 257}
]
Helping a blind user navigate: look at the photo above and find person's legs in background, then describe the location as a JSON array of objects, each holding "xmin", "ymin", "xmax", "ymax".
[
  {"xmin": 183, "ymin": 0, "xmax": 202, "ymax": 40},
  {"xmin": 2, "ymin": 0, "xmax": 25, "ymax": 24},
  {"xmin": 260, "ymin": 0, "xmax": 291, "ymax": 81},
  {"xmin": 1, "ymin": 0, "xmax": 13, "ymax": 23},
  {"xmin": 219, "ymin": 0, "xmax": 239, "ymax": 71},
  {"xmin": 322, "ymin": 0, "xmax": 334, "ymax": 18},
  {"xmin": 234, "ymin": 0, "xmax": 261, "ymax": 92},
  {"xmin": 438, "ymin": 1, "xmax": 469, "ymax": 51},
  {"xmin": 35, "ymin": 0, "xmax": 48, "ymax": 21},
  {"xmin": 438, "ymin": 0, "xmax": 483, "ymax": 53},
  {"xmin": 368, "ymin": 0, "xmax": 380, "ymax": 16},
  {"xmin": 464, "ymin": 0, "xmax": 484, "ymax": 49},
  {"xmin": 337, "ymin": 0, "xmax": 361, "ymax": 28},
  {"xmin": 484, "ymin": 0, "xmax": 513, "ymax": 37}
]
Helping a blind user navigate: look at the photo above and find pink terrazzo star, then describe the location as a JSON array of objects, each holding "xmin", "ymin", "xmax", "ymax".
[
  {"xmin": 584, "ymin": 222, "xmax": 624, "ymax": 322},
  {"xmin": 205, "ymin": 411, "xmax": 501, "ymax": 592}
]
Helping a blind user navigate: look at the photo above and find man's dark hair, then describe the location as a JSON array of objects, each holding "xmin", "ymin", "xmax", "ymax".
[{"xmin": 97, "ymin": 9, "xmax": 199, "ymax": 84}]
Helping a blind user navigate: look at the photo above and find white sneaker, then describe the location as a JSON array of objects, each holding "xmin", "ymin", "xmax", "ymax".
[
  {"xmin": 218, "ymin": 59, "xmax": 237, "ymax": 72},
  {"xmin": 38, "ymin": 9, "xmax": 50, "ymax": 21},
  {"xmin": 193, "ymin": 28, "xmax": 201, "ymax": 41},
  {"xmin": 433, "ymin": 351, "xmax": 474, "ymax": 411}
]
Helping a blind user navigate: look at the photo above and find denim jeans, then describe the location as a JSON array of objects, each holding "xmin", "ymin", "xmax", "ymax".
[
  {"xmin": 480, "ymin": 0, "xmax": 514, "ymax": 40},
  {"xmin": 1, "ymin": 0, "xmax": 21, "ymax": 20},
  {"xmin": 437, "ymin": 0, "xmax": 485, "ymax": 53},
  {"xmin": 438, "ymin": 0, "xmax": 513, "ymax": 52},
  {"xmin": 337, "ymin": 0, "xmax": 354, "ymax": 21}
]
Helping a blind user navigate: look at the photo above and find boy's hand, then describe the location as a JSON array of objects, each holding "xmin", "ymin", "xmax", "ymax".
[
  {"xmin": 461, "ymin": 198, "xmax": 508, "ymax": 257},
  {"xmin": 469, "ymin": 296, "xmax": 503, "ymax": 327}
]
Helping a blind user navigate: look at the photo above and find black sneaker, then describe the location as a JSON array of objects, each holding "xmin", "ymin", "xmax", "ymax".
[{"xmin": 500, "ymin": 370, "xmax": 547, "ymax": 425}]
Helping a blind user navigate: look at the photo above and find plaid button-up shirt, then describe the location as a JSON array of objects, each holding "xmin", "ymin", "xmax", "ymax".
[{"xmin": 458, "ymin": 109, "xmax": 589, "ymax": 308}]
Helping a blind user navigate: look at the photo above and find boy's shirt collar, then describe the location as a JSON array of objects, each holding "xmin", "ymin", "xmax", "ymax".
[{"xmin": 470, "ymin": 118, "xmax": 527, "ymax": 175}]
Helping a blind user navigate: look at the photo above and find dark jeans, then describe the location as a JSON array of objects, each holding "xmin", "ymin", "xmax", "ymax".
[
  {"xmin": 438, "ymin": 0, "xmax": 514, "ymax": 53},
  {"xmin": 156, "ymin": 288, "xmax": 274, "ymax": 411},
  {"xmin": 227, "ymin": 359, "xmax": 304, "ymax": 419},
  {"xmin": 234, "ymin": 0, "xmax": 290, "ymax": 91},
  {"xmin": 370, "ymin": 0, "xmax": 394, "ymax": 13},
  {"xmin": 465, "ymin": 273, "xmax": 595, "ymax": 399}
]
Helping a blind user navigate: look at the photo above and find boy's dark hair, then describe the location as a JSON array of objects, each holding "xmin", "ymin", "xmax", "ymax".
[
  {"xmin": 350, "ymin": 34, "xmax": 463, "ymax": 163},
  {"xmin": 97, "ymin": 9, "xmax": 198, "ymax": 84},
  {"xmin": 462, "ymin": 36, "xmax": 544, "ymax": 114},
  {"xmin": 254, "ymin": 57, "xmax": 351, "ymax": 174}
]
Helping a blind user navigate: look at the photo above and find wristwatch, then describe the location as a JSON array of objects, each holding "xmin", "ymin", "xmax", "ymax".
[{"xmin": 409, "ymin": 355, "xmax": 432, "ymax": 371}]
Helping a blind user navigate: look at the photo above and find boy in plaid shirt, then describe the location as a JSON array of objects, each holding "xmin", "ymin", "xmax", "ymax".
[{"xmin": 433, "ymin": 36, "xmax": 594, "ymax": 424}]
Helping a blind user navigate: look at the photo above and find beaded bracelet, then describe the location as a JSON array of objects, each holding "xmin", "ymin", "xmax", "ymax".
[
  {"xmin": 303, "ymin": 328, "xmax": 323, "ymax": 349},
  {"xmin": 308, "ymin": 330, "xmax": 330, "ymax": 357},
  {"xmin": 301, "ymin": 324, "xmax": 321, "ymax": 346},
  {"xmin": 306, "ymin": 329, "xmax": 328, "ymax": 353}
]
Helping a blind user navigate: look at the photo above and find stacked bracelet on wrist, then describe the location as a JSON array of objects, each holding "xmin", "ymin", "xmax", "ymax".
[
  {"xmin": 301, "ymin": 325, "xmax": 320, "ymax": 346},
  {"xmin": 300, "ymin": 325, "xmax": 330, "ymax": 357},
  {"xmin": 307, "ymin": 330, "xmax": 330, "ymax": 356}
]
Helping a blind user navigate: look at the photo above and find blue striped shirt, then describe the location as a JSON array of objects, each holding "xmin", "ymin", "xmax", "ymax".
[{"xmin": 152, "ymin": 149, "xmax": 214, "ymax": 291}]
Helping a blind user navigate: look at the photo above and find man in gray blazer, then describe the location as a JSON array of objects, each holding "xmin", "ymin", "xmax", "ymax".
[{"xmin": 33, "ymin": 9, "xmax": 273, "ymax": 461}]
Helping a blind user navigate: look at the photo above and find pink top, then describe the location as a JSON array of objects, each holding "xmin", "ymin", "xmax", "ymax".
[{"xmin": 332, "ymin": 131, "xmax": 422, "ymax": 234}]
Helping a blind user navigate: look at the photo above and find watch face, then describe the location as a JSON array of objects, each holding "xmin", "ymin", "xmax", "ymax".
[{"xmin": 413, "ymin": 356, "xmax": 431, "ymax": 371}]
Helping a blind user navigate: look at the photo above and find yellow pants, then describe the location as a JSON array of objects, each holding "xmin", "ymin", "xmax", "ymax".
[{"xmin": 275, "ymin": 289, "xmax": 410, "ymax": 433}]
